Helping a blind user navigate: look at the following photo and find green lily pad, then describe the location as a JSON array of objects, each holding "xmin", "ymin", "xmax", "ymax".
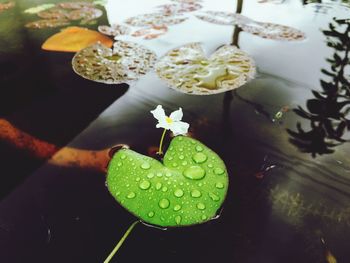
[{"xmin": 107, "ymin": 136, "xmax": 228, "ymax": 227}]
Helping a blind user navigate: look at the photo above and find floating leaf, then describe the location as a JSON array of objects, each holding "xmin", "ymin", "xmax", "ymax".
[
  {"xmin": 131, "ymin": 25, "xmax": 168, "ymax": 40},
  {"xmin": 72, "ymin": 41, "xmax": 157, "ymax": 84},
  {"xmin": 24, "ymin": 3, "xmax": 55, "ymax": 14},
  {"xmin": 156, "ymin": 2, "xmax": 202, "ymax": 15},
  {"xmin": 234, "ymin": 13, "xmax": 306, "ymax": 41},
  {"xmin": 196, "ymin": 11, "xmax": 306, "ymax": 41},
  {"xmin": 195, "ymin": 11, "xmax": 237, "ymax": 25},
  {"xmin": 66, "ymin": 7, "xmax": 102, "ymax": 24},
  {"xmin": 98, "ymin": 24, "xmax": 130, "ymax": 37},
  {"xmin": 42, "ymin": 26, "xmax": 113, "ymax": 52},
  {"xmin": 25, "ymin": 19, "xmax": 70, "ymax": 29},
  {"xmin": 107, "ymin": 136, "xmax": 228, "ymax": 227},
  {"xmin": 0, "ymin": 1, "xmax": 14, "ymax": 12},
  {"xmin": 155, "ymin": 42, "xmax": 256, "ymax": 95},
  {"xmin": 124, "ymin": 13, "xmax": 188, "ymax": 27},
  {"xmin": 24, "ymin": 1, "xmax": 104, "ymax": 29},
  {"xmin": 58, "ymin": 1, "xmax": 94, "ymax": 9},
  {"xmin": 37, "ymin": 7, "xmax": 68, "ymax": 19}
]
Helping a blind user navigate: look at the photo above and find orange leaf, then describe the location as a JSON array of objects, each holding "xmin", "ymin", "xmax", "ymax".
[{"xmin": 42, "ymin": 26, "xmax": 113, "ymax": 52}]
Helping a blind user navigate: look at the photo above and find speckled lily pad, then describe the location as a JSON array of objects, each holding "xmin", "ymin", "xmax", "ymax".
[
  {"xmin": 156, "ymin": 2, "xmax": 202, "ymax": 15},
  {"xmin": 25, "ymin": 1, "xmax": 103, "ymax": 29},
  {"xmin": 25, "ymin": 19, "xmax": 70, "ymax": 29},
  {"xmin": 66, "ymin": 7, "xmax": 102, "ymax": 24},
  {"xmin": 195, "ymin": 11, "xmax": 237, "ymax": 25},
  {"xmin": 196, "ymin": 11, "xmax": 305, "ymax": 41},
  {"xmin": 37, "ymin": 7, "xmax": 68, "ymax": 19},
  {"xmin": 72, "ymin": 41, "xmax": 157, "ymax": 84},
  {"xmin": 124, "ymin": 13, "xmax": 188, "ymax": 27},
  {"xmin": 58, "ymin": 1, "xmax": 94, "ymax": 9},
  {"xmin": 155, "ymin": 42, "xmax": 256, "ymax": 95},
  {"xmin": 233, "ymin": 13, "xmax": 306, "ymax": 41},
  {"xmin": 98, "ymin": 24, "xmax": 131, "ymax": 37},
  {"xmin": 107, "ymin": 136, "xmax": 228, "ymax": 227},
  {"xmin": 131, "ymin": 25, "xmax": 168, "ymax": 40}
]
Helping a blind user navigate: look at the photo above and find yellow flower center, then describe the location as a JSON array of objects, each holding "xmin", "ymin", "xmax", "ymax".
[{"xmin": 165, "ymin": 117, "xmax": 173, "ymax": 124}]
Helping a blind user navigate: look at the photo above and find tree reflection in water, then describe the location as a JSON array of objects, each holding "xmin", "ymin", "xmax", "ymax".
[{"xmin": 288, "ymin": 18, "xmax": 350, "ymax": 156}]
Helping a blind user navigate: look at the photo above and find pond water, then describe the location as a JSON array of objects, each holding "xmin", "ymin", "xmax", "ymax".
[{"xmin": 0, "ymin": 0, "xmax": 349, "ymax": 262}]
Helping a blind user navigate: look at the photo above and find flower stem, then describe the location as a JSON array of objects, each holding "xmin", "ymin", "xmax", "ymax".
[
  {"xmin": 104, "ymin": 220, "xmax": 139, "ymax": 263},
  {"xmin": 157, "ymin": 129, "xmax": 167, "ymax": 155}
]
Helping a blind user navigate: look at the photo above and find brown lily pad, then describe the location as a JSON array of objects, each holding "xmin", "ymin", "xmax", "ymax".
[
  {"xmin": 72, "ymin": 41, "xmax": 157, "ymax": 84},
  {"xmin": 66, "ymin": 7, "xmax": 102, "ymax": 24},
  {"xmin": 25, "ymin": 19, "xmax": 70, "ymax": 29},
  {"xmin": 37, "ymin": 7, "xmax": 68, "ymax": 19},
  {"xmin": 155, "ymin": 43, "xmax": 256, "ymax": 95},
  {"xmin": 0, "ymin": 1, "xmax": 15, "ymax": 12},
  {"xmin": 58, "ymin": 1, "xmax": 94, "ymax": 9}
]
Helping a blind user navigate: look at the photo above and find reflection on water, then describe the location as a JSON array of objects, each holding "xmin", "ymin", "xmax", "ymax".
[
  {"xmin": 288, "ymin": 18, "xmax": 350, "ymax": 156},
  {"xmin": 270, "ymin": 185, "xmax": 350, "ymax": 227}
]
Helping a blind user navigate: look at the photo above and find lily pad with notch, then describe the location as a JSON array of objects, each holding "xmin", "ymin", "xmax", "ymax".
[
  {"xmin": 107, "ymin": 136, "xmax": 229, "ymax": 227},
  {"xmin": 155, "ymin": 42, "xmax": 256, "ymax": 95},
  {"xmin": 72, "ymin": 40, "xmax": 157, "ymax": 84}
]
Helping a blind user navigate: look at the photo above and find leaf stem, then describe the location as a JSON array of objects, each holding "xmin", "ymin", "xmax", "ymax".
[
  {"xmin": 157, "ymin": 129, "xmax": 167, "ymax": 155},
  {"xmin": 104, "ymin": 220, "xmax": 140, "ymax": 263}
]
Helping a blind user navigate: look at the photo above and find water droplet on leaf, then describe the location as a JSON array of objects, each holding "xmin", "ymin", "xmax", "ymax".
[
  {"xmin": 214, "ymin": 167, "xmax": 225, "ymax": 175},
  {"xmin": 191, "ymin": 189, "xmax": 201, "ymax": 198},
  {"xmin": 193, "ymin": 152, "xmax": 207, "ymax": 164},
  {"xmin": 141, "ymin": 162, "xmax": 151, "ymax": 170},
  {"xmin": 159, "ymin": 198, "xmax": 170, "ymax": 209},
  {"xmin": 208, "ymin": 192, "xmax": 220, "ymax": 201},
  {"xmin": 183, "ymin": 166, "xmax": 206, "ymax": 180},
  {"xmin": 175, "ymin": 215, "xmax": 182, "ymax": 225},
  {"xmin": 139, "ymin": 180, "xmax": 151, "ymax": 190},
  {"xmin": 127, "ymin": 192, "xmax": 136, "ymax": 199},
  {"xmin": 215, "ymin": 182, "xmax": 224, "ymax": 189},
  {"xmin": 197, "ymin": 203, "xmax": 206, "ymax": 210},
  {"xmin": 174, "ymin": 189, "xmax": 184, "ymax": 198},
  {"xmin": 195, "ymin": 145, "xmax": 203, "ymax": 152},
  {"xmin": 156, "ymin": 182, "xmax": 162, "ymax": 190},
  {"xmin": 174, "ymin": 204, "xmax": 182, "ymax": 211}
]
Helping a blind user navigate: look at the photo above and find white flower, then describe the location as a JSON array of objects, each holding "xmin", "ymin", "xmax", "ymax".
[{"xmin": 151, "ymin": 105, "xmax": 190, "ymax": 135}]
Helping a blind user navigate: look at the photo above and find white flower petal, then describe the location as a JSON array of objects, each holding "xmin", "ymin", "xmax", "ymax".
[
  {"xmin": 169, "ymin": 107, "xmax": 183, "ymax": 122},
  {"xmin": 151, "ymin": 105, "xmax": 167, "ymax": 123},
  {"xmin": 170, "ymin": 121, "xmax": 189, "ymax": 136},
  {"xmin": 156, "ymin": 120, "xmax": 171, "ymax": 130}
]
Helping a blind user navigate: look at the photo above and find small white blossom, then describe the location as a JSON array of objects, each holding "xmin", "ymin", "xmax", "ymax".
[{"xmin": 150, "ymin": 105, "xmax": 189, "ymax": 135}]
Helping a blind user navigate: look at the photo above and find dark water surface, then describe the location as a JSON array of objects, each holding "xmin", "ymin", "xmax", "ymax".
[{"xmin": 0, "ymin": 1, "xmax": 350, "ymax": 263}]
